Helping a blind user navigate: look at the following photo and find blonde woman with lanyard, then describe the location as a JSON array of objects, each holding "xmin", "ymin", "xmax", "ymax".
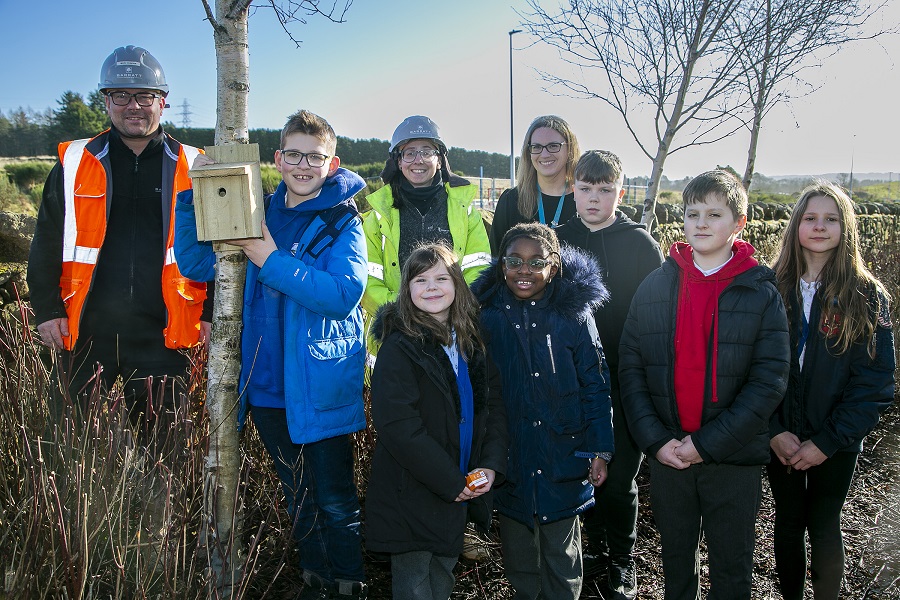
[{"xmin": 488, "ymin": 115, "xmax": 581, "ymax": 254}]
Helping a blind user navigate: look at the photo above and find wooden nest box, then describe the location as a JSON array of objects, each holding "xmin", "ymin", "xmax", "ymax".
[{"xmin": 189, "ymin": 143, "xmax": 265, "ymax": 242}]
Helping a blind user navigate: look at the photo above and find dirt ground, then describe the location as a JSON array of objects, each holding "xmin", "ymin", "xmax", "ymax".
[{"xmin": 358, "ymin": 404, "xmax": 900, "ymax": 599}]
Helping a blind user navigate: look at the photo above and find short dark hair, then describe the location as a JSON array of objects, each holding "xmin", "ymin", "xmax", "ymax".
[
  {"xmin": 574, "ymin": 150, "xmax": 624, "ymax": 185},
  {"xmin": 682, "ymin": 170, "xmax": 747, "ymax": 219},
  {"xmin": 280, "ymin": 109, "xmax": 337, "ymax": 154}
]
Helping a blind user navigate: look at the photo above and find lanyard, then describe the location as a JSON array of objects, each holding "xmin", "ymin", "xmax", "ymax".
[
  {"xmin": 537, "ymin": 182, "xmax": 567, "ymax": 228},
  {"xmin": 798, "ymin": 306, "xmax": 810, "ymax": 360}
]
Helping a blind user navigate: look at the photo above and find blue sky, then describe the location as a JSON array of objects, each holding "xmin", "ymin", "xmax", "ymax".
[{"xmin": 1, "ymin": 0, "xmax": 898, "ymax": 179}]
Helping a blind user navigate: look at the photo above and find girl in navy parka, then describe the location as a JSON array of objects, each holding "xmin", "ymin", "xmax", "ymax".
[
  {"xmin": 471, "ymin": 222, "xmax": 614, "ymax": 600},
  {"xmin": 768, "ymin": 181, "xmax": 895, "ymax": 600}
]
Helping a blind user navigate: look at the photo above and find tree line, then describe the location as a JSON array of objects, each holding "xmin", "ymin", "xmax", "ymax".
[{"xmin": 0, "ymin": 92, "xmax": 511, "ymax": 178}]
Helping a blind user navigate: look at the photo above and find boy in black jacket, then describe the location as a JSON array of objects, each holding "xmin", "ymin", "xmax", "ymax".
[
  {"xmin": 618, "ymin": 170, "xmax": 789, "ymax": 599},
  {"xmin": 556, "ymin": 150, "xmax": 663, "ymax": 600}
]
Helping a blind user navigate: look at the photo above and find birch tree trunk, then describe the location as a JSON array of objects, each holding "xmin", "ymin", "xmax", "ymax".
[{"xmin": 200, "ymin": 1, "xmax": 252, "ymax": 596}]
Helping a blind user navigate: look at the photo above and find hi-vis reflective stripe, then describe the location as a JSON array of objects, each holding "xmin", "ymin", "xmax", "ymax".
[
  {"xmin": 62, "ymin": 246, "xmax": 99, "ymax": 264},
  {"xmin": 62, "ymin": 139, "xmax": 91, "ymax": 263},
  {"xmin": 182, "ymin": 145, "xmax": 201, "ymax": 170},
  {"xmin": 461, "ymin": 252, "xmax": 491, "ymax": 270},
  {"xmin": 368, "ymin": 262, "xmax": 385, "ymax": 280},
  {"xmin": 165, "ymin": 247, "xmax": 177, "ymax": 266}
]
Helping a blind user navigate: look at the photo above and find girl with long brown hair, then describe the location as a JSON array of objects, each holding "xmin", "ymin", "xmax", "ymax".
[
  {"xmin": 768, "ymin": 180, "xmax": 895, "ymax": 600},
  {"xmin": 365, "ymin": 244, "xmax": 506, "ymax": 600}
]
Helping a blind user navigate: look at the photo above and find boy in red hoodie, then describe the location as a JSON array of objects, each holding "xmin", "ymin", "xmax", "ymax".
[{"xmin": 618, "ymin": 170, "xmax": 790, "ymax": 599}]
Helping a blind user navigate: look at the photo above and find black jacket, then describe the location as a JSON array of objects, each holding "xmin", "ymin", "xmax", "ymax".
[
  {"xmin": 472, "ymin": 246, "xmax": 613, "ymax": 526},
  {"xmin": 556, "ymin": 213, "xmax": 663, "ymax": 387},
  {"xmin": 619, "ymin": 258, "xmax": 790, "ymax": 465},
  {"xmin": 365, "ymin": 304, "xmax": 507, "ymax": 556},
  {"xmin": 770, "ymin": 286, "xmax": 895, "ymax": 456},
  {"xmin": 488, "ymin": 186, "xmax": 577, "ymax": 254}
]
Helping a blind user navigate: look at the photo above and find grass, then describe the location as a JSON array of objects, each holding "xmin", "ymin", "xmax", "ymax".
[{"xmin": 0, "ymin": 220, "xmax": 897, "ymax": 599}]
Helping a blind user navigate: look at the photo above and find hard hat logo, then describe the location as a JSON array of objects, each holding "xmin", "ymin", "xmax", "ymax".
[
  {"xmin": 99, "ymin": 45, "xmax": 169, "ymax": 95},
  {"xmin": 389, "ymin": 115, "xmax": 445, "ymax": 153}
]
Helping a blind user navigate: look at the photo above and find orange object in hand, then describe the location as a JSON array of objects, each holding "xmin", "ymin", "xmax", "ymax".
[{"xmin": 466, "ymin": 470, "xmax": 488, "ymax": 490}]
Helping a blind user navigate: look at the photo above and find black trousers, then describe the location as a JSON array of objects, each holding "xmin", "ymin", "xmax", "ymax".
[
  {"xmin": 649, "ymin": 460, "xmax": 762, "ymax": 600},
  {"xmin": 50, "ymin": 331, "xmax": 190, "ymax": 452},
  {"xmin": 767, "ymin": 450, "xmax": 858, "ymax": 600},
  {"xmin": 582, "ymin": 387, "xmax": 643, "ymax": 558}
]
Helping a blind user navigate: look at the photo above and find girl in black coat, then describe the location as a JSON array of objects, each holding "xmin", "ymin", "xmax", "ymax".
[
  {"xmin": 769, "ymin": 181, "xmax": 895, "ymax": 600},
  {"xmin": 366, "ymin": 244, "xmax": 507, "ymax": 600}
]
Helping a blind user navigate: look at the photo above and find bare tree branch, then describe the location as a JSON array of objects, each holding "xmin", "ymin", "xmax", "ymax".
[
  {"xmin": 521, "ymin": 0, "xmax": 749, "ymax": 228},
  {"xmin": 252, "ymin": 0, "xmax": 352, "ymax": 47},
  {"xmin": 731, "ymin": 0, "xmax": 894, "ymax": 188}
]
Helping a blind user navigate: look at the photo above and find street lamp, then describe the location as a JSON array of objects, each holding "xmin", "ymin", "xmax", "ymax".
[{"xmin": 509, "ymin": 29, "xmax": 522, "ymax": 185}]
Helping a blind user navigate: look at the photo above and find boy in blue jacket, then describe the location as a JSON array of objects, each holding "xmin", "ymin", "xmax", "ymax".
[{"xmin": 175, "ymin": 110, "xmax": 368, "ymax": 599}]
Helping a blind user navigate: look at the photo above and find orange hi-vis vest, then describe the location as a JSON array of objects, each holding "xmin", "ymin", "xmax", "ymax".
[{"xmin": 58, "ymin": 131, "xmax": 207, "ymax": 351}]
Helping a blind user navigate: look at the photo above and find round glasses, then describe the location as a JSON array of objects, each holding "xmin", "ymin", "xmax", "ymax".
[
  {"xmin": 527, "ymin": 142, "xmax": 565, "ymax": 155},
  {"xmin": 279, "ymin": 150, "xmax": 330, "ymax": 168},
  {"xmin": 400, "ymin": 148, "xmax": 439, "ymax": 163},
  {"xmin": 106, "ymin": 91, "xmax": 162, "ymax": 107},
  {"xmin": 502, "ymin": 256, "xmax": 552, "ymax": 271}
]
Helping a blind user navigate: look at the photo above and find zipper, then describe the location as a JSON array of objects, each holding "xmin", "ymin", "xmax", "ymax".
[
  {"xmin": 546, "ymin": 334, "xmax": 557, "ymax": 374},
  {"xmin": 130, "ymin": 154, "xmax": 139, "ymax": 304}
]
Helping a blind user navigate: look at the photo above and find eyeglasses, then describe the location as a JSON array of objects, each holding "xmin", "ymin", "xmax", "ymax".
[
  {"xmin": 400, "ymin": 148, "xmax": 439, "ymax": 163},
  {"xmin": 527, "ymin": 142, "xmax": 565, "ymax": 155},
  {"xmin": 279, "ymin": 150, "xmax": 330, "ymax": 168},
  {"xmin": 502, "ymin": 256, "xmax": 552, "ymax": 271},
  {"xmin": 106, "ymin": 91, "xmax": 162, "ymax": 107}
]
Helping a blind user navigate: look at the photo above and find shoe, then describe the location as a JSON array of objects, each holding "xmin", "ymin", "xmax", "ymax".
[
  {"xmin": 298, "ymin": 571, "xmax": 332, "ymax": 600},
  {"xmin": 583, "ymin": 551, "xmax": 609, "ymax": 579},
  {"xmin": 333, "ymin": 579, "xmax": 368, "ymax": 599},
  {"xmin": 607, "ymin": 555, "xmax": 637, "ymax": 600}
]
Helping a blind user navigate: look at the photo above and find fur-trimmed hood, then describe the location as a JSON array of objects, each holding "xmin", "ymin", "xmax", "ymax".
[
  {"xmin": 471, "ymin": 244, "xmax": 609, "ymax": 322},
  {"xmin": 370, "ymin": 300, "xmax": 401, "ymax": 344}
]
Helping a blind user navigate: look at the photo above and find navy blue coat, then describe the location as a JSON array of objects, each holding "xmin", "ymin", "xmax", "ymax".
[
  {"xmin": 770, "ymin": 286, "xmax": 895, "ymax": 456},
  {"xmin": 472, "ymin": 246, "xmax": 613, "ymax": 527}
]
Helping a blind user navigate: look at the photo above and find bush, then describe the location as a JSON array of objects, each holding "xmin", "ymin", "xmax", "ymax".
[
  {"xmin": 4, "ymin": 161, "xmax": 53, "ymax": 189},
  {"xmin": 260, "ymin": 164, "xmax": 281, "ymax": 196},
  {"xmin": 344, "ymin": 163, "xmax": 385, "ymax": 179},
  {"xmin": 0, "ymin": 169, "xmax": 37, "ymax": 216}
]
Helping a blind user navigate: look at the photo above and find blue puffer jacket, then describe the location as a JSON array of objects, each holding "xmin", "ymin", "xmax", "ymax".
[
  {"xmin": 174, "ymin": 169, "xmax": 368, "ymax": 444},
  {"xmin": 471, "ymin": 246, "xmax": 613, "ymax": 527}
]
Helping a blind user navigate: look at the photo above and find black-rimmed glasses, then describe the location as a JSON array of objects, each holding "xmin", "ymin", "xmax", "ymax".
[
  {"xmin": 279, "ymin": 150, "xmax": 330, "ymax": 168},
  {"xmin": 527, "ymin": 142, "xmax": 565, "ymax": 154},
  {"xmin": 502, "ymin": 256, "xmax": 552, "ymax": 271},
  {"xmin": 106, "ymin": 91, "xmax": 162, "ymax": 107}
]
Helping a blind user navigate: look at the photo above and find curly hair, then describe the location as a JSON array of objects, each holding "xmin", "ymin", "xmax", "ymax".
[{"xmin": 495, "ymin": 222, "xmax": 562, "ymax": 282}]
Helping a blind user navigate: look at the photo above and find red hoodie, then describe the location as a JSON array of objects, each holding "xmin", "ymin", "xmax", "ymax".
[{"xmin": 671, "ymin": 240, "xmax": 758, "ymax": 432}]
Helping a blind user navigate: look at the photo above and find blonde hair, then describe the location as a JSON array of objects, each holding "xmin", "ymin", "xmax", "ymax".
[
  {"xmin": 772, "ymin": 180, "xmax": 888, "ymax": 356},
  {"xmin": 516, "ymin": 115, "xmax": 580, "ymax": 218}
]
